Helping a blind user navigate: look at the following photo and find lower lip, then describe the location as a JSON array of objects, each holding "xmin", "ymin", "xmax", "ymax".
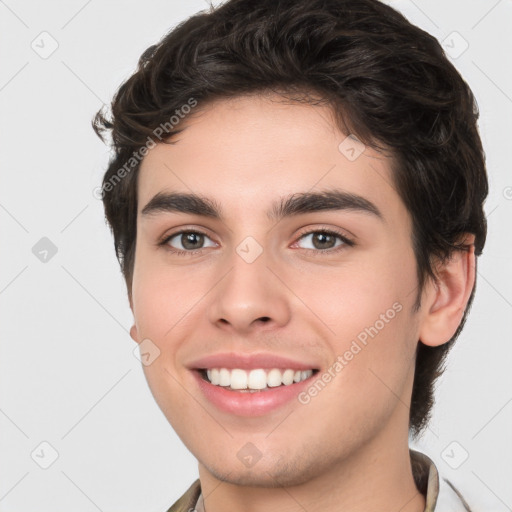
[{"xmin": 192, "ymin": 370, "xmax": 317, "ymax": 417}]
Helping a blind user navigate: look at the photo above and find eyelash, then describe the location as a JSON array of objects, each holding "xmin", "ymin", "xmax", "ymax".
[{"xmin": 158, "ymin": 227, "xmax": 355, "ymax": 257}]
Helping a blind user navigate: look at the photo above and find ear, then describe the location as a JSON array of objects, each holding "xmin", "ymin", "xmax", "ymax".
[
  {"xmin": 418, "ymin": 234, "xmax": 476, "ymax": 347},
  {"xmin": 130, "ymin": 324, "xmax": 141, "ymax": 344}
]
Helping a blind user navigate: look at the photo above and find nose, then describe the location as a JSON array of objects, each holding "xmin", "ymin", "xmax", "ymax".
[{"xmin": 206, "ymin": 244, "xmax": 291, "ymax": 336}]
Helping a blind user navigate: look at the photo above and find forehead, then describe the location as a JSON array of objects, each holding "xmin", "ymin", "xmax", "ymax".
[{"xmin": 137, "ymin": 94, "xmax": 404, "ymax": 223}]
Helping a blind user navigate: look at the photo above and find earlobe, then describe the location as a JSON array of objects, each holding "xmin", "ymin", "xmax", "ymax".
[
  {"xmin": 419, "ymin": 235, "xmax": 476, "ymax": 347},
  {"xmin": 130, "ymin": 324, "xmax": 140, "ymax": 344}
]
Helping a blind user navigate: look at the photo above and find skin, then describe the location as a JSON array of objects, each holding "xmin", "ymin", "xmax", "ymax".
[{"xmin": 129, "ymin": 93, "xmax": 475, "ymax": 512}]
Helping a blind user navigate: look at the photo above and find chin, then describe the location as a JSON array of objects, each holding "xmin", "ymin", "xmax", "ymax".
[{"xmin": 201, "ymin": 452, "xmax": 325, "ymax": 488}]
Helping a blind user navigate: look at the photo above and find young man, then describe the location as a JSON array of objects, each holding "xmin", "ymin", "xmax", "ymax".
[{"xmin": 93, "ymin": 0, "xmax": 488, "ymax": 510}]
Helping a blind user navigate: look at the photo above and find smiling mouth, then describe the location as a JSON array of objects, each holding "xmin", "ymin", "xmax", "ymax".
[{"xmin": 198, "ymin": 367, "xmax": 319, "ymax": 392}]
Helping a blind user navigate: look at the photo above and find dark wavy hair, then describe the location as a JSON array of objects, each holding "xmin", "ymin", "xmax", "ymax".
[{"xmin": 93, "ymin": 0, "xmax": 488, "ymax": 437}]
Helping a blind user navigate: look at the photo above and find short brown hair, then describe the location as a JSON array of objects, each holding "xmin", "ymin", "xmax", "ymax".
[{"xmin": 93, "ymin": 0, "xmax": 488, "ymax": 437}]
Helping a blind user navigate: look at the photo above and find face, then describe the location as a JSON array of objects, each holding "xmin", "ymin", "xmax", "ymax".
[{"xmin": 130, "ymin": 94, "xmax": 423, "ymax": 487}]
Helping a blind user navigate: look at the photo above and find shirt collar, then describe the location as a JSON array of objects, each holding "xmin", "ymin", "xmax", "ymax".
[{"xmin": 410, "ymin": 448, "xmax": 440, "ymax": 511}]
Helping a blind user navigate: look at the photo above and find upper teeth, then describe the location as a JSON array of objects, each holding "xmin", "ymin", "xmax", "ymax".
[{"xmin": 205, "ymin": 368, "xmax": 314, "ymax": 390}]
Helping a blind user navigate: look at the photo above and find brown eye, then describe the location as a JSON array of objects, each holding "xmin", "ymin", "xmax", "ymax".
[
  {"xmin": 310, "ymin": 232, "xmax": 337, "ymax": 250},
  {"xmin": 164, "ymin": 230, "xmax": 216, "ymax": 253},
  {"xmin": 296, "ymin": 230, "xmax": 351, "ymax": 252},
  {"xmin": 180, "ymin": 232, "xmax": 204, "ymax": 250}
]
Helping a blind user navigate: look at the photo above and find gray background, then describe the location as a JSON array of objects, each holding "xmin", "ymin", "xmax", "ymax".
[{"xmin": 1, "ymin": 0, "xmax": 511, "ymax": 510}]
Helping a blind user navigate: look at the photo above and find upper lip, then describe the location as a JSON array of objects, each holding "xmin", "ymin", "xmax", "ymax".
[{"xmin": 187, "ymin": 352, "xmax": 321, "ymax": 371}]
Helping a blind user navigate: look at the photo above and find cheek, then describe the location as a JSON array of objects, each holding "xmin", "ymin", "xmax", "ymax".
[
  {"xmin": 131, "ymin": 250, "xmax": 210, "ymax": 341},
  {"xmin": 285, "ymin": 249, "xmax": 416, "ymax": 342},
  {"xmin": 286, "ymin": 271, "xmax": 417, "ymax": 450},
  {"xmin": 284, "ymin": 250, "xmax": 418, "ymax": 394},
  {"xmin": 131, "ymin": 255, "xmax": 212, "ymax": 430}
]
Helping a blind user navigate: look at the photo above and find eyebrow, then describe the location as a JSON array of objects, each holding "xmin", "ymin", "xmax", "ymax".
[{"xmin": 141, "ymin": 189, "xmax": 384, "ymax": 223}]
